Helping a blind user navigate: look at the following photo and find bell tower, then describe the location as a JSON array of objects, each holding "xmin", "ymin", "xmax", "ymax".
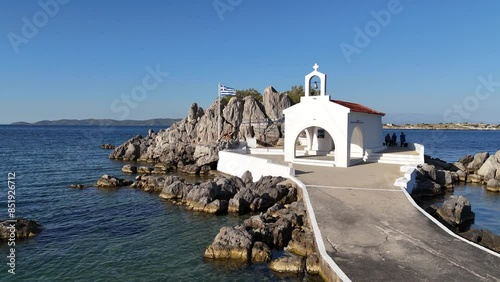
[{"xmin": 304, "ymin": 63, "xmax": 327, "ymax": 97}]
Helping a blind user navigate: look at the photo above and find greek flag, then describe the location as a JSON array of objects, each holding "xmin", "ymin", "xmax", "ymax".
[{"xmin": 220, "ymin": 84, "xmax": 236, "ymax": 96}]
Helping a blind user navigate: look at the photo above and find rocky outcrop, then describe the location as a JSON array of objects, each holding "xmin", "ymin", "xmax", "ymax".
[
  {"xmin": 109, "ymin": 90, "xmax": 288, "ymax": 174},
  {"xmin": 459, "ymin": 229, "xmax": 500, "ymax": 252},
  {"xmin": 436, "ymin": 195, "xmax": 475, "ymax": 232},
  {"xmin": 122, "ymin": 165, "xmax": 137, "ymax": 174},
  {"xmin": 70, "ymin": 184, "xmax": 88, "ymax": 189},
  {"xmin": 101, "ymin": 144, "xmax": 115, "ymax": 149},
  {"xmin": 467, "ymin": 152, "xmax": 490, "ymax": 173},
  {"xmin": 269, "ymin": 256, "xmax": 304, "ymax": 274},
  {"xmin": 205, "ymin": 194, "xmax": 321, "ymax": 276},
  {"xmin": 0, "ymin": 219, "xmax": 42, "ymax": 241},
  {"xmin": 204, "ymin": 226, "xmax": 253, "ymax": 260},
  {"xmin": 96, "ymin": 174, "xmax": 133, "ymax": 188},
  {"xmin": 486, "ymin": 179, "xmax": 500, "ymax": 192}
]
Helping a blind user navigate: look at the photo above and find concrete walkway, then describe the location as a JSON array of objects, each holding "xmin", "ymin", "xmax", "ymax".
[{"xmin": 254, "ymin": 155, "xmax": 500, "ymax": 281}]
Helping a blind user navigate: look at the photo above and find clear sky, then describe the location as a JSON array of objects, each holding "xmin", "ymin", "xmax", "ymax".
[{"xmin": 1, "ymin": 0, "xmax": 499, "ymax": 124}]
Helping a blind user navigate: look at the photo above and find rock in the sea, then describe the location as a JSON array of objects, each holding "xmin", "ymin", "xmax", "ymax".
[
  {"xmin": 251, "ymin": 241, "xmax": 272, "ymax": 262},
  {"xmin": 477, "ymin": 155, "xmax": 500, "ymax": 181},
  {"xmin": 122, "ymin": 165, "xmax": 137, "ymax": 174},
  {"xmin": 287, "ymin": 228, "xmax": 316, "ymax": 256},
  {"xmin": 459, "ymin": 229, "xmax": 500, "ymax": 252},
  {"xmin": 204, "ymin": 226, "xmax": 253, "ymax": 260},
  {"xmin": 70, "ymin": 184, "xmax": 88, "ymax": 189},
  {"xmin": 0, "ymin": 218, "xmax": 42, "ymax": 241},
  {"xmin": 416, "ymin": 164, "xmax": 437, "ymax": 181},
  {"xmin": 305, "ymin": 254, "xmax": 321, "ymax": 274},
  {"xmin": 436, "ymin": 169, "xmax": 455, "ymax": 189},
  {"xmin": 486, "ymin": 179, "xmax": 500, "ymax": 192},
  {"xmin": 96, "ymin": 174, "xmax": 133, "ymax": 188},
  {"xmin": 436, "ymin": 195, "xmax": 475, "ymax": 231},
  {"xmin": 413, "ymin": 179, "xmax": 442, "ymax": 197},
  {"xmin": 137, "ymin": 166, "xmax": 153, "ymax": 174},
  {"xmin": 269, "ymin": 256, "xmax": 305, "ymax": 274},
  {"xmin": 466, "ymin": 152, "xmax": 489, "ymax": 173},
  {"xmin": 101, "ymin": 143, "xmax": 115, "ymax": 149},
  {"xmin": 467, "ymin": 174, "xmax": 482, "ymax": 183}
]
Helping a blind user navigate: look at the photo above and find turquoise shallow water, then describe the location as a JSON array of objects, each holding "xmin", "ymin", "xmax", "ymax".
[
  {"xmin": 0, "ymin": 126, "xmax": 498, "ymax": 281},
  {"xmin": 0, "ymin": 125, "xmax": 321, "ymax": 281}
]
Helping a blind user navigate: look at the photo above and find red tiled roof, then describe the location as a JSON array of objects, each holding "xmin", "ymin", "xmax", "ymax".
[{"xmin": 331, "ymin": 99, "xmax": 385, "ymax": 116}]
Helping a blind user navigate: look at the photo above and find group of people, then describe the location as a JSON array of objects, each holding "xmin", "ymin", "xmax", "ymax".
[{"xmin": 385, "ymin": 132, "xmax": 406, "ymax": 147}]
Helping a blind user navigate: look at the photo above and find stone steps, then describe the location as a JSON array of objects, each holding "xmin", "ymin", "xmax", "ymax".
[{"xmin": 366, "ymin": 153, "xmax": 422, "ymax": 165}]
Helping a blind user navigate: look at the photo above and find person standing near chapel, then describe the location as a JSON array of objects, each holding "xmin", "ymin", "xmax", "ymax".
[
  {"xmin": 391, "ymin": 133, "xmax": 397, "ymax": 147},
  {"xmin": 400, "ymin": 132, "xmax": 406, "ymax": 147},
  {"xmin": 385, "ymin": 133, "xmax": 391, "ymax": 146}
]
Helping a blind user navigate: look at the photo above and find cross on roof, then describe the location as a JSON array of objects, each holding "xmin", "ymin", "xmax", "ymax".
[{"xmin": 313, "ymin": 63, "xmax": 319, "ymax": 72}]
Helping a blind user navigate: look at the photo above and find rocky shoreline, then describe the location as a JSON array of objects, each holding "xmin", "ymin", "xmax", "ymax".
[
  {"xmin": 412, "ymin": 150, "xmax": 500, "ymax": 253},
  {"xmin": 107, "ymin": 87, "xmax": 290, "ymax": 175},
  {"xmin": 0, "ymin": 219, "xmax": 42, "ymax": 242},
  {"xmin": 89, "ymin": 169, "xmax": 324, "ymax": 279}
]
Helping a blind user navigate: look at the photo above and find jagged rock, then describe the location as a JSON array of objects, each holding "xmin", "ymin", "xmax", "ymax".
[
  {"xmin": 457, "ymin": 170, "xmax": 467, "ymax": 182},
  {"xmin": 152, "ymin": 163, "xmax": 175, "ymax": 174},
  {"xmin": 451, "ymin": 162, "xmax": 467, "ymax": 172},
  {"xmin": 486, "ymin": 179, "xmax": 500, "ymax": 192},
  {"xmin": 96, "ymin": 174, "xmax": 132, "ymax": 188},
  {"xmin": 159, "ymin": 180, "xmax": 186, "ymax": 199},
  {"xmin": 468, "ymin": 174, "xmax": 482, "ymax": 183},
  {"xmin": 460, "ymin": 229, "xmax": 500, "ymax": 252},
  {"xmin": 262, "ymin": 86, "xmax": 291, "ymax": 121},
  {"xmin": 466, "ymin": 152, "xmax": 489, "ymax": 173},
  {"xmin": 0, "ymin": 219, "xmax": 42, "ymax": 241},
  {"xmin": 251, "ymin": 241, "xmax": 272, "ymax": 262},
  {"xmin": 241, "ymin": 170, "xmax": 253, "ymax": 186},
  {"xmin": 269, "ymin": 256, "xmax": 305, "ymax": 274},
  {"xmin": 306, "ymin": 254, "xmax": 321, "ymax": 274},
  {"xmin": 204, "ymin": 226, "xmax": 253, "ymax": 260},
  {"xmin": 70, "ymin": 184, "xmax": 87, "ymax": 189},
  {"xmin": 101, "ymin": 143, "xmax": 115, "ymax": 149},
  {"xmin": 416, "ymin": 164, "xmax": 437, "ymax": 181},
  {"xmin": 426, "ymin": 157, "xmax": 452, "ymax": 170},
  {"xmin": 203, "ymin": 199, "xmax": 229, "ymax": 214},
  {"xmin": 436, "ymin": 170, "xmax": 454, "ymax": 189},
  {"xmin": 137, "ymin": 166, "xmax": 153, "ymax": 174},
  {"xmin": 194, "ymin": 145, "xmax": 220, "ymax": 167},
  {"xmin": 122, "ymin": 165, "xmax": 137, "ymax": 174},
  {"xmin": 436, "ymin": 195, "xmax": 475, "ymax": 232},
  {"xmin": 458, "ymin": 155, "xmax": 474, "ymax": 167},
  {"xmin": 229, "ymin": 176, "xmax": 288, "ymax": 214},
  {"xmin": 477, "ymin": 155, "xmax": 500, "ymax": 181},
  {"xmin": 413, "ymin": 179, "xmax": 442, "ymax": 197},
  {"xmin": 287, "ymin": 228, "xmax": 315, "ymax": 256}
]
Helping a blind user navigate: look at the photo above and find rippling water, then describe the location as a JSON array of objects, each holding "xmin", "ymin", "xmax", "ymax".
[
  {"xmin": 384, "ymin": 129, "xmax": 500, "ymax": 234},
  {"xmin": 0, "ymin": 125, "xmax": 321, "ymax": 281}
]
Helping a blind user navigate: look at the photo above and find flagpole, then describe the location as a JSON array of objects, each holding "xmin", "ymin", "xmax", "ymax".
[{"xmin": 217, "ymin": 82, "xmax": 221, "ymax": 142}]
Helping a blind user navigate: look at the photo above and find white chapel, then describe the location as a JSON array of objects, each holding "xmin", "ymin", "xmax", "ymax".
[{"xmin": 283, "ymin": 64, "xmax": 387, "ymax": 167}]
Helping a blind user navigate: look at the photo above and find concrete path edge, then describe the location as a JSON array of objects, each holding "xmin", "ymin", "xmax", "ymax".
[
  {"xmin": 398, "ymin": 168, "xmax": 500, "ymax": 258},
  {"xmin": 289, "ymin": 175, "xmax": 352, "ymax": 282}
]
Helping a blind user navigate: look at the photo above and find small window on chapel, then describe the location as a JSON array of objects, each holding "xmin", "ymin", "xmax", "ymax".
[{"xmin": 317, "ymin": 129, "xmax": 325, "ymax": 138}]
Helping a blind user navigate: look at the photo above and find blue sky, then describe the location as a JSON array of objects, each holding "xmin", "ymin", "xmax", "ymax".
[{"xmin": 1, "ymin": 0, "xmax": 499, "ymax": 124}]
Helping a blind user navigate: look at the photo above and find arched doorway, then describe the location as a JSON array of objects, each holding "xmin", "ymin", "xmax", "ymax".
[
  {"xmin": 293, "ymin": 126, "xmax": 336, "ymax": 165},
  {"xmin": 350, "ymin": 126, "xmax": 364, "ymax": 163}
]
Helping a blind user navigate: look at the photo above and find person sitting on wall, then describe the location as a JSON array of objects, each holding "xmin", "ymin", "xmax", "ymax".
[
  {"xmin": 400, "ymin": 132, "xmax": 406, "ymax": 147},
  {"xmin": 385, "ymin": 133, "xmax": 391, "ymax": 146},
  {"xmin": 391, "ymin": 133, "xmax": 397, "ymax": 147}
]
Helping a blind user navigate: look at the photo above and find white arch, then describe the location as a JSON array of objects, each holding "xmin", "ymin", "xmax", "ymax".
[{"xmin": 350, "ymin": 126, "xmax": 364, "ymax": 159}]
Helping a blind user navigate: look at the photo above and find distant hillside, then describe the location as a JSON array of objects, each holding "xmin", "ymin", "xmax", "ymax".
[{"xmin": 11, "ymin": 118, "xmax": 181, "ymax": 127}]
